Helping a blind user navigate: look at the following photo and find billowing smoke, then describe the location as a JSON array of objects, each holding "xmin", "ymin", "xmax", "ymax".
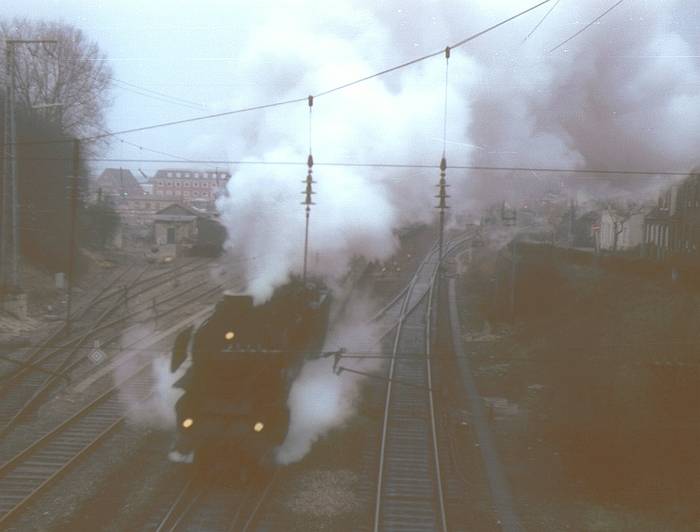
[
  {"xmin": 276, "ymin": 299, "xmax": 383, "ymax": 464},
  {"xmin": 215, "ymin": 6, "xmax": 475, "ymax": 301},
  {"xmin": 212, "ymin": 0, "xmax": 698, "ymax": 299},
  {"xmin": 459, "ymin": 0, "xmax": 700, "ymax": 202}
]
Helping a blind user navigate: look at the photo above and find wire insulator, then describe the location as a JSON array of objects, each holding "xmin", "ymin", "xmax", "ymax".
[
  {"xmin": 307, "ymin": 154, "xmax": 314, "ymax": 168},
  {"xmin": 308, "ymin": 95, "xmax": 314, "ymax": 107},
  {"xmin": 445, "ymin": 46, "xmax": 451, "ymax": 59},
  {"xmin": 440, "ymin": 157, "xmax": 447, "ymax": 172}
]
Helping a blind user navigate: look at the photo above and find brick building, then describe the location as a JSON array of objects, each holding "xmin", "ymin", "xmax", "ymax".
[
  {"xmin": 91, "ymin": 168, "xmax": 145, "ymax": 203},
  {"xmin": 151, "ymin": 168, "xmax": 230, "ymax": 209}
]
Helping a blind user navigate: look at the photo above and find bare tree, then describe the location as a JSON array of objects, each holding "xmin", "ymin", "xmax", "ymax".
[
  {"xmin": 1, "ymin": 18, "xmax": 113, "ymax": 140},
  {"xmin": 604, "ymin": 200, "xmax": 646, "ymax": 252}
]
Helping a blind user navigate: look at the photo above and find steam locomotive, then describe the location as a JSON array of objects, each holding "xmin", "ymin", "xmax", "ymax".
[{"xmin": 168, "ymin": 278, "xmax": 331, "ymax": 478}]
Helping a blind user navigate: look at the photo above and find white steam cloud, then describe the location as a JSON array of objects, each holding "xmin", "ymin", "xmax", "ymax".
[
  {"xmin": 112, "ymin": 324, "xmax": 184, "ymax": 429},
  {"xmin": 276, "ymin": 300, "xmax": 383, "ymax": 464},
  {"xmin": 216, "ymin": 4, "xmax": 476, "ymax": 300}
]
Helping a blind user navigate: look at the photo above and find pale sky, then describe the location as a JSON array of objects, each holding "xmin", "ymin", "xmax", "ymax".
[{"xmin": 3, "ymin": 0, "xmax": 699, "ymax": 184}]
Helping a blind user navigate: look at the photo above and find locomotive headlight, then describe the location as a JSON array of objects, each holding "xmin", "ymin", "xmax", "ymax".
[
  {"xmin": 253, "ymin": 421, "xmax": 264, "ymax": 433},
  {"xmin": 225, "ymin": 331, "xmax": 235, "ymax": 341},
  {"xmin": 182, "ymin": 418, "xmax": 194, "ymax": 429}
]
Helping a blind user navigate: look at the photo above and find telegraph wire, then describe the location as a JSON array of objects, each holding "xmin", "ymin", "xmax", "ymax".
[
  {"xmin": 38, "ymin": 44, "xmax": 208, "ymax": 111},
  {"xmin": 549, "ymin": 0, "xmax": 626, "ymax": 53},
  {"xmin": 112, "ymin": 77, "xmax": 207, "ymax": 110}
]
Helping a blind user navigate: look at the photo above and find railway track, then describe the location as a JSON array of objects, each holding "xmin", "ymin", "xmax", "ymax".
[
  {"xmin": 0, "ymin": 235, "xmax": 470, "ymax": 530},
  {"xmin": 0, "ymin": 360, "xmax": 155, "ymax": 526},
  {"xmin": 373, "ymin": 239, "xmax": 449, "ymax": 532},
  {"xmin": 154, "ymin": 472, "xmax": 277, "ymax": 532},
  {"xmin": 0, "ymin": 273, "xmax": 237, "ymax": 526},
  {"xmin": 0, "ymin": 258, "xmax": 212, "ymax": 437}
]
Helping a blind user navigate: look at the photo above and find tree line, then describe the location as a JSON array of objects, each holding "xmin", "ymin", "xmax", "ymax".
[{"xmin": 1, "ymin": 18, "xmax": 118, "ymax": 278}]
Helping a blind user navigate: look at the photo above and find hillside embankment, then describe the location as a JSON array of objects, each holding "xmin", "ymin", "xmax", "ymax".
[{"xmin": 458, "ymin": 242, "xmax": 700, "ymax": 530}]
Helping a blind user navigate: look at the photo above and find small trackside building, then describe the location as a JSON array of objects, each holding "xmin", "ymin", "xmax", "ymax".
[
  {"xmin": 153, "ymin": 203, "xmax": 227, "ymax": 259},
  {"xmin": 153, "ymin": 203, "xmax": 201, "ymax": 258}
]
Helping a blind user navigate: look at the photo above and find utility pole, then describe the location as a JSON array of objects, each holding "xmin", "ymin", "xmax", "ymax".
[
  {"xmin": 2, "ymin": 39, "xmax": 57, "ymax": 295},
  {"xmin": 301, "ymin": 152, "xmax": 315, "ymax": 284},
  {"xmin": 2, "ymin": 41, "xmax": 19, "ymax": 291},
  {"xmin": 436, "ymin": 156, "xmax": 449, "ymax": 271},
  {"xmin": 65, "ymin": 139, "xmax": 79, "ymax": 335},
  {"xmin": 569, "ymin": 198, "xmax": 575, "ymax": 247},
  {"xmin": 301, "ymin": 95, "xmax": 315, "ymax": 284},
  {"xmin": 501, "ymin": 206, "xmax": 518, "ymax": 322},
  {"xmin": 510, "ymin": 236, "xmax": 517, "ymax": 322}
]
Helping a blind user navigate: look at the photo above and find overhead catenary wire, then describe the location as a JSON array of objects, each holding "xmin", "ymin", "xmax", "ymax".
[
  {"xmin": 549, "ymin": 0, "xmax": 626, "ymax": 53},
  {"xmin": 522, "ymin": 0, "xmax": 562, "ymax": 43},
  {"xmin": 7, "ymin": 155, "xmax": 695, "ymax": 178},
  {"xmin": 12, "ymin": 0, "xmax": 554, "ymax": 147}
]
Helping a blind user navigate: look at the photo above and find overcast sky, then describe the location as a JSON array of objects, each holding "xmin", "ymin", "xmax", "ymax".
[{"xmin": 3, "ymin": 0, "xmax": 699, "ymax": 186}]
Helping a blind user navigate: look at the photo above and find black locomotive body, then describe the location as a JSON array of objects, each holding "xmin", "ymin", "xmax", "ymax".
[{"xmin": 169, "ymin": 279, "xmax": 331, "ymax": 475}]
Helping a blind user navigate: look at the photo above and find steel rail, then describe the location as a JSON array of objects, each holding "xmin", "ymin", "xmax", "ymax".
[
  {"xmin": 0, "ymin": 262, "xmax": 215, "ymax": 437},
  {"xmin": 153, "ymin": 470, "xmax": 278, "ymax": 532},
  {"xmin": 152, "ymin": 236, "xmax": 469, "ymax": 532},
  {"xmin": 373, "ymin": 234, "xmax": 471, "ymax": 532},
  {"xmin": 0, "ymin": 261, "xmax": 216, "ymax": 436},
  {"xmin": 0, "ymin": 360, "xmax": 154, "ymax": 526},
  {"xmin": 425, "ymin": 274, "xmax": 448, "ymax": 531},
  {"xmin": 0, "ymin": 277, "xmax": 234, "ymax": 526},
  {"xmin": 0, "ymin": 264, "xmax": 137, "ymax": 385}
]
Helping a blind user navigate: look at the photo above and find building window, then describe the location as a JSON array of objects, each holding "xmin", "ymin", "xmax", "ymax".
[
  {"xmin": 167, "ymin": 227, "xmax": 176, "ymax": 244},
  {"xmin": 184, "ymin": 191, "xmax": 190, "ymax": 197},
  {"xmin": 194, "ymin": 172, "xmax": 199, "ymax": 178},
  {"xmin": 185, "ymin": 181, "xmax": 191, "ymax": 187},
  {"xmin": 175, "ymin": 181, "xmax": 181, "ymax": 187},
  {"xmin": 194, "ymin": 191, "xmax": 199, "ymax": 197},
  {"xmin": 167, "ymin": 172, "xmax": 173, "ymax": 178},
  {"xmin": 176, "ymin": 172, "xmax": 181, "ymax": 178},
  {"xmin": 193, "ymin": 181, "xmax": 199, "ymax": 187}
]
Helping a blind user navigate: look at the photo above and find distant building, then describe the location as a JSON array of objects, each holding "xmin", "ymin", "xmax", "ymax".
[
  {"xmin": 644, "ymin": 170, "xmax": 700, "ymax": 259},
  {"xmin": 91, "ymin": 168, "xmax": 144, "ymax": 203},
  {"xmin": 151, "ymin": 169, "xmax": 230, "ymax": 209}
]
